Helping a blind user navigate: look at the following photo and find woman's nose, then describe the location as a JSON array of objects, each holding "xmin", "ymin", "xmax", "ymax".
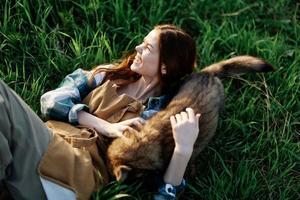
[{"xmin": 135, "ymin": 43, "xmax": 143, "ymax": 53}]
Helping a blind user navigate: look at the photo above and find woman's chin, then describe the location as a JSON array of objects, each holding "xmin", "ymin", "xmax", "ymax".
[{"xmin": 130, "ymin": 62, "xmax": 143, "ymax": 72}]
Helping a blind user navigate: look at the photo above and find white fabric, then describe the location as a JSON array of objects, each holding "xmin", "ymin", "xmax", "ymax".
[{"xmin": 40, "ymin": 177, "xmax": 76, "ymax": 200}]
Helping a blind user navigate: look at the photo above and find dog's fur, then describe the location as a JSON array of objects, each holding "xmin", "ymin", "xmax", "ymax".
[{"xmin": 106, "ymin": 56, "xmax": 274, "ymax": 181}]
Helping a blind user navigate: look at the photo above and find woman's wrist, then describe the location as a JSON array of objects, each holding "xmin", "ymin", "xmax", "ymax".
[
  {"xmin": 174, "ymin": 145, "xmax": 193, "ymax": 156},
  {"xmin": 163, "ymin": 146, "xmax": 193, "ymax": 186},
  {"xmin": 92, "ymin": 117, "xmax": 112, "ymax": 135},
  {"xmin": 99, "ymin": 121, "xmax": 113, "ymax": 136}
]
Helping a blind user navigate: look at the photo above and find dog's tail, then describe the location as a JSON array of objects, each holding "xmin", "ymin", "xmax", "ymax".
[{"xmin": 200, "ymin": 55, "xmax": 275, "ymax": 78}]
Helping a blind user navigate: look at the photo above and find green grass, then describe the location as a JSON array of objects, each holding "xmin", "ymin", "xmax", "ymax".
[{"xmin": 0, "ymin": 0, "xmax": 299, "ymax": 199}]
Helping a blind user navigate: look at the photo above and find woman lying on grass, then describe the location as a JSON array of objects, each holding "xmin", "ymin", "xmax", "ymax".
[{"xmin": 0, "ymin": 24, "xmax": 200, "ymax": 200}]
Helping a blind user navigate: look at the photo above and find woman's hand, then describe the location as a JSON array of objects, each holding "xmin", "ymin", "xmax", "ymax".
[
  {"xmin": 100, "ymin": 117, "xmax": 145, "ymax": 138},
  {"xmin": 78, "ymin": 110, "xmax": 145, "ymax": 139},
  {"xmin": 170, "ymin": 107, "xmax": 201, "ymax": 155}
]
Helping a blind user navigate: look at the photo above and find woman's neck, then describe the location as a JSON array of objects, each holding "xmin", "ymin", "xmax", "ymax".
[
  {"xmin": 117, "ymin": 76, "xmax": 162, "ymax": 101},
  {"xmin": 136, "ymin": 76, "xmax": 162, "ymax": 99}
]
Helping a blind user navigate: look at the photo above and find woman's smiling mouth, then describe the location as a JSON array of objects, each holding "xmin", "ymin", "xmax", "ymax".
[{"xmin": 133, "ymin": 54, "xmax": 142, "ymax": 64}]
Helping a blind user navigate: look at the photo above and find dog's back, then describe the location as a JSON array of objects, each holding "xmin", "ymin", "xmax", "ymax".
[{"xmin": 107, "ymin": 56, "xmax": 274, "ymax": 181}]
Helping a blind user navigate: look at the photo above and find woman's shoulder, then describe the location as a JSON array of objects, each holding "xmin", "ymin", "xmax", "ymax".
[
  {"xmin": 89, "ymin": 63, "xmax": 116, "ymax": 74},
  {"xmin": 89, "ymin": 64, "xmax": 116, "ymax": 86}
]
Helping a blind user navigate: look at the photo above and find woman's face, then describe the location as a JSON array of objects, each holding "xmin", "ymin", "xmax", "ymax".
[{"xmin": 130, "ymin": 29, "xmax": 160, "ymax": 79}]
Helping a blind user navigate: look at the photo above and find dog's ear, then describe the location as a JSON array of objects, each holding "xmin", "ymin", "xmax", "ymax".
[{"xmin": 114, "ymin": 165, "xmax": 132, "ymax": 182}]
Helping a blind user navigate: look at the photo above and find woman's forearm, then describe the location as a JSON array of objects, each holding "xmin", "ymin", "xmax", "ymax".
[
  {"xmin": 77, "ymin": 110, "xmax": 110, "ymax": 133},
  {"xmin": 78, "ymin": 110, "xmax": 144, "ymax": 138},
  {"xmin": 163, "ymin": 147, "xmax": 193, "ymax": 186},
  {"xmin": 164, "ymin": 108, "xmax": 200, "ymax": 186}
]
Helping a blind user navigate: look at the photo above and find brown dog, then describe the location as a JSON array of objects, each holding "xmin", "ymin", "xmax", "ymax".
[{"xmin": 106, "ymin": 56, "xmax": 274, "ymax": 181}]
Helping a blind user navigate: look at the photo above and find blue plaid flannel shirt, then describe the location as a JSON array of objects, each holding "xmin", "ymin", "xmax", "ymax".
[{"xmin": 40, "ymin": 68, "xmax": 170, "ymax": 124}]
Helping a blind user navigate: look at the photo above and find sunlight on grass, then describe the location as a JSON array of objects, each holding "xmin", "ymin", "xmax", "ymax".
[{"xmin": 0, "ymin": 0, "xmax": 299, "ymax": 199}]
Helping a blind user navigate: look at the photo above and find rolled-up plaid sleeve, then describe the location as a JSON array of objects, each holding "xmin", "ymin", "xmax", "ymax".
[{"xmin": 40, "ymin": 68, "xmax": 106, "ymax": 125}]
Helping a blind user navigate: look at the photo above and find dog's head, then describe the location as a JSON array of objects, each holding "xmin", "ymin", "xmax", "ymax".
[{"xmin": 106, "ymin": 126, "xmax": 167, "ymax": 182}]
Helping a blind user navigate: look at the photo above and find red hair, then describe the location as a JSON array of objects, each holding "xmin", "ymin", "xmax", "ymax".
[
  {"xmin": 155, "ymin": 24, "xmax": 196, "ymax": 93},
  {"xmin": 89, "ymin": 24, "xmax": 196, "ymax": 94}
]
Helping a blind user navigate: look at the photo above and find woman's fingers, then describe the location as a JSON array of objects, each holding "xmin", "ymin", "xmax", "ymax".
[
  {"xmin": 171, "ymin": 108, "xmax": 194, "ymax": 124},
  {"xmin": 170, "ymin": 115, "xmax": 176, "ymax": 127},
  {"xmin": 124, "ymin": 118, "xmax": 138, "ymax": 125},
  {"xmin": 196, "ymin": 113, "xmax": 201, "ymax": 121},
  {"xmin": 186, "ymin": 108, "xmax": 201, "ymax": 122},
  {"xmin": 113, "ymin": 130, "xmax": 125, "ymax": 138},
  {"xmin": 130, "ymin": 117, "xmax": 145, "ymax": 131},
  {"xmin": 138, "ymin": 117, "xmax": 146, "ymax": 124},
  {"xmin": 122, "ymin": 117, "xmax": 145, "ymax": 126},
  {"xmin": 132, "ymin": 120, "xmax": 143, "ymax": 131},
  {"xmin": 115, "ymin": 130, "xmax": 130, "ymax": 141},
  {"xmin": 175, "ymin": 114, "xmax": 182, "ymax": 122},
  {"xmin": 170, "ymin": 108, "xmax": 201, "ymax": 129},
  {"xmin": 173, "ymin": 108, "xmax": 201, "ymax": 123},
  {"xmin": 124, "ymin": 126, "xmax": 138, "ymax": 134},
  {"xmin": 180, "ymin": 111, "xmax": 188, "ymax": 121},
  {"xmin": 185, "ymin": 107, "xmax": 195, "ymax": 120},
  {"xmin": 114, "ymin": 125, "xmax": 138, "ymax": 139}
]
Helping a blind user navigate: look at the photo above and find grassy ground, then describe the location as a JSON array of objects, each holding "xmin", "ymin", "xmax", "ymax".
[{"xmin": 0, "ymin": 0, "xmax": 299, "ymax": 199}]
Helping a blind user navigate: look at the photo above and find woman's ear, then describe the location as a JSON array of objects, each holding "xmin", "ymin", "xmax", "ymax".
[
  {"xmin": 114, "ymin": 165, "xmax": 132, "ymax": 182},
  {"xmin": 161, "ymin": 64, "xmax": 167, "ymax": 75}
]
